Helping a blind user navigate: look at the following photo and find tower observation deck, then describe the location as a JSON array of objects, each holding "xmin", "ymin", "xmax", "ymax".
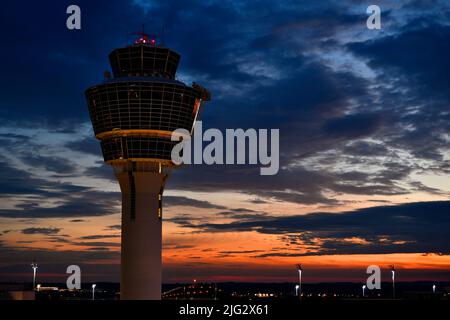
[{"xmin": 85, "ymin": 33, "xmax": 210, "ymax": 300}]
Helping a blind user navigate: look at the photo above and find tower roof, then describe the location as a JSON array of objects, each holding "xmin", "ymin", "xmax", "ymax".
[{"xmin": 109, "ymin": 45, "xmax": 180, "ymax": 79}]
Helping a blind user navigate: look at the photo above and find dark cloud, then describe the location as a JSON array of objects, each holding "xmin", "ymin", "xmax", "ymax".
[
  {"xmin": 322, "ymin": 113, "xmax": 383, "ymax": 139},
  {"xmin": 0, "ymin": 161, "xmax": 55, "ymax": 196},
  {"xmin": 79, "ymin": 234, "xmax": 120, "ymax": 240},
  {"xmin": 0, "ymin": 158, "xmax": 120, "ymax": 219},
  {"xmin": 342, "ymin": 141, "xmax": 389, "ymax": 157},
  {"xmin": 19, "ymin": 154, "xmax": 77, "ymax": 174},
  {"xmin": 220, "ymin": 250, "xmax": 265, "ymax": 254},
  {"xmin": 83, "ymin": 163, "xmax": 115, "ymax": 181},
  {"xmin": 163, "ymin": 243, "xmax": 195, "ymax": 250},
  {"xmin": 169, "ymin": 160, "xmax": 411, "ymax": 204},
  {"xmin": 165, "ymin": 196, "xmax": 226, "ymax": 209},
  {"xmin": 0, "ymin": 190, "xmax": 120, "ymax": 218},
  {"xmin": 71, "ymin": 241, "xmax": 120, "ymax": 247},
  {"xmin": 85, "ymin": 247, "xmax": 111, "ymax": 251},
  {"xmin": 1, "ymin": 0, "xmax": 447, "ymax": 206},
  {"xmin": 0, "ymin": 133, "xmax": 30, "ymax": 149},
  {"xmin": 218, "ymin": 209, "xmax": 268, "ymax": 220},
  {"xmin": 0, "ymin": 160, "xmax": 88, "ymax": 197},
  {"xmin": 248, "ymin": 198, "xmax": 268, "ymax": 204},
  {"xmin": 104, "ymin": 224, "xmax": 121, "ymax": 230},
  {"xmin": 65, "ymin": 137, "xmax": 102, "ymax": 156},
  {"xmin": 217, "ymin": 249, "xmax": 265, "ymax": 258},
  {"xmin": 164, "ymin": 215, "xmax": 200, "ymax": 229},
  {"xmin": 172, "ymin": 201, "xmax": 450, "ymax": 255},
  {"xmin": 46, "ymin": 236, "xmax": 72, "ymax": 243},
  {"xmin": 22, "ymin": 227, "xmax": 61, "ymax": 235},
  {"xmin": 349, "ymin": 22, "xmax": 450, "ymax": 100},
  {"xmin": 348, "ymin": 21, "xmax": 450, "ymax": 165}
]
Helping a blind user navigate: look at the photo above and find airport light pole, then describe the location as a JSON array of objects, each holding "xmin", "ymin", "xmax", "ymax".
[
  {"xmin": 31, "ymin": 262, "xmax": 38, "ymax": 290},
  {"xmin": 92, "ymin": 284, "xmax": 96, "ymax": 300},
  {"xmin": 390, "ymin": 265, "xmax": 395, "ymax": 299},
  {"xmin": 296, "ymin": 264, "xmax": 302, "ymax": 299}
]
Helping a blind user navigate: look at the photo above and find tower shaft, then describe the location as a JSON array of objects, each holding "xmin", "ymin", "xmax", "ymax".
[{"xmin": 116, "ymin": 169, "xmax": 166, "ymax": 300}]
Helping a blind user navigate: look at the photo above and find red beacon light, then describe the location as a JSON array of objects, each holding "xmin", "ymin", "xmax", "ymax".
[{"xmin": 133, "ymin": 32, "xmax": 157, "ymax": 46}]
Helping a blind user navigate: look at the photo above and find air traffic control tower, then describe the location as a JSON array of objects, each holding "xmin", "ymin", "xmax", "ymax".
[{"xmin": 85, "ymin": 33, "xmax": 210, "ymax": 300}]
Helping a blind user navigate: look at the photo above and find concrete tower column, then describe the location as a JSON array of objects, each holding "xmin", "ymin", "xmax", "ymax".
[{"xmin": 116, "ymin": 170, "xmax": 167, "ymax": 300}]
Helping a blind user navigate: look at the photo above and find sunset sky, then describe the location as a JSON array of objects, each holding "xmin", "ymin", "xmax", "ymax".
[{"xmin": 0, "ymin": 0, "xmax": 449, "ymax": 284}]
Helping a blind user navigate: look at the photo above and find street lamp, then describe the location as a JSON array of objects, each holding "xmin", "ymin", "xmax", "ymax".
[
  {"xmin": 296, "ymin": 264, "xmax": 302, "ymax": 299},
  {"xmin": 432, "ymin": 285, "xmax": 436, "ymax": 293},
  {"xmin": 31, "ymin": 262, "xmax": 38, "ymax": 290},
  {"xmin": 390, "ymin": 265, "xmax": 395, "ymax": 299},
  {"xmin": 214, "ymin": 283, "xmax": 218, "ymax": 300},
  {"xmin": 295, "ymin": 284, "xmax": 300, "ymax": 297},
  {"xmin": 362, "ymin": 285, "xmax": 366, "ymax": 297},
  {"xmin": 92, "ymin": 284, "xmax": 96, "ymax": 300}
]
